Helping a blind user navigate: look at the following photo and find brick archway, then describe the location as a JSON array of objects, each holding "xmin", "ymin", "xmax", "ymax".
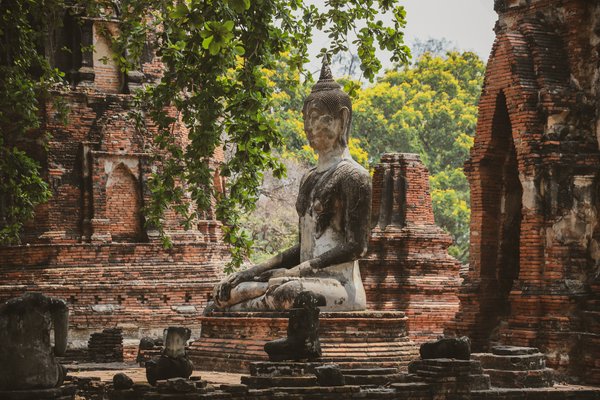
[
  {"xmin": 451, "ymin": 32, "xmax": 545, "ymax": 351},
  {"xmin": 477, "ymin": 90, "xmax": 523, "ymax": 343},
  {"xmin": 106, "ymin": 162, "xmax": 145, "ymax": 242}
]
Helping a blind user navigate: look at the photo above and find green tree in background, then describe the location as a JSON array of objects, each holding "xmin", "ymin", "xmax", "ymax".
[
  {"xmin": 352, "ymin": 49, "xmax": 485, "ymax": 262},
  {"xmin": 247, "ymin": 47, "xmax": 483, "ymax": 263}
]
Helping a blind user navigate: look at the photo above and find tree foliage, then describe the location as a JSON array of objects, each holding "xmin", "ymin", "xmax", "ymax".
[
  {"xmin": 0, "ymin": 0, "xmax": 410, "ymax": 269},
  {"xmin": 110, "ymin": 0, "xmax": 410, "ymax": 270},
  {"xmin": 352, "ymin": 48, "xmax": 485, "ymax": 262},
  {"xmin": 0, "ymin": 0, "xmax": 63, "ymax": 243}
]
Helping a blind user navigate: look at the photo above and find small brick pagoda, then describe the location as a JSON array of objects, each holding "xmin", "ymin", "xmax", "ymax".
[
  {"xmin": 0, "ymin": 6, "xmax": 228, "ymax": 351},
  {"xmin": 447, "ymin": 0, "xmax": 600, "ymax": 385},
  {"xmin": 361, "ymin": 153, "xmax": 461, "ymax": 342}
]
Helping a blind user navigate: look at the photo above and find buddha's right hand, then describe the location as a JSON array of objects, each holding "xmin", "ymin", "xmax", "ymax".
[{"xmin": 213, "ymin": 269, "xmax": 256, "ymax": 304}]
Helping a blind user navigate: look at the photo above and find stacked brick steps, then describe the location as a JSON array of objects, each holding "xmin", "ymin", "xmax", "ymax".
[
  {"xmin": 340, "ymin": 367, "xmax": 405, "ymax": 386},
  {"xmin": 472, "ymin": 346, "xmax": 554, "ymax": 388},
  {"xmin": 87, "ymin": 328, "xmax": 123, "ymax": 362},
  {"xmin": 389, "ymin": 382, "xmax": 431, "ymax": 399},
  {"xmin": 241, "ymin": 362, "xmax": 426, "ymax": 398},
  {"xmin": 242, "ymin": 375, "xmax": 318, "ymax": 389},
  {"xmin": 242, "ymin": 362, "xmax": 362, "ymax": 397},
  {"xmin": 190, "ymin": 311, "xmax": 418, "ymax": 373},
  {"xmin": 407, "ymin": 358, "xmax": 491, "ymax": 394}
]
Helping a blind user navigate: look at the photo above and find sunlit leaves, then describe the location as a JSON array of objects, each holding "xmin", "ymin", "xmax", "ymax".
[{"xmin": 201, "ymin": 21, "xmax": 235, "ymax": 55}]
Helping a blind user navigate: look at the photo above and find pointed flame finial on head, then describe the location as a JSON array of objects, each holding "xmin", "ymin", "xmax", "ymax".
[
  {"xmin": 311, "ymin": 52, "xmax": 341, "ymax": 93},
  {"xmin": 319, "ymin": 53, "xmax": 333, "ymax": 81}
]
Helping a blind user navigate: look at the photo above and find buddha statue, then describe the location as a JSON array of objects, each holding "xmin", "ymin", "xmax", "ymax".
[
  {"xmin": 212, "ymin": 58, "xmax": 371, "ymax": 312},
  {"xmin": 145, "ymin": 327, "xmax": 194, "ymax": 385},
  {"xmin": 0, "ymin": 293, "xmax": 68, "ymax": 390}
]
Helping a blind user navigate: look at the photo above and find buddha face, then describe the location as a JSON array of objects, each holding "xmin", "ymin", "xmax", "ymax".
[{"xmin": 303, "ymin": 99, "xmax": 346, "ymax": 154}]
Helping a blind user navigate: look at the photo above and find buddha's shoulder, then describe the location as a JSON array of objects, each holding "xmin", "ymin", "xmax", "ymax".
[
  {"xmin": 334, "ymin": 159, "xmax": 371, "ymax": 185},
  {"xmin": 300, "ymin": 159, "xmax": 370, "ymax": 187}
]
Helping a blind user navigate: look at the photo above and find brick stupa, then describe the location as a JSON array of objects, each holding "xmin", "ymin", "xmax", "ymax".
[{"xmin": 361, "ymin": 153, "xmax": 462, "ymax": 343}]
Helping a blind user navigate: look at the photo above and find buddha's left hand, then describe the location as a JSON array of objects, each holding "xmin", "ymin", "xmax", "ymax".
[
  {"xmin": 287, "ymin": 261, "xmax": 313, "ymax": 277},
  {"xmin": 256, "ymin": 268, "xmax": 289, "ymax": 281}
]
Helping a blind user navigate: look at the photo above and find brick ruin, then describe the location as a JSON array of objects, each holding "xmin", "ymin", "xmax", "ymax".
[
  {"xmin": 0, "ymin": 6, "xmax": 228, "ymax": 351},
  {"xmin": 448, "ymin": 0, "xmax": 600, "ymax": 385},
  {"xmin": 3, "ymin": 0, "xmax": 600, "ymax": 391},
  {"xmin": 361, "ymin": 153, "xmax": 461, "ymax": 342},
  {"xmin": 0, "ymin": 4, "xmax": 462, "ymax": 361}
]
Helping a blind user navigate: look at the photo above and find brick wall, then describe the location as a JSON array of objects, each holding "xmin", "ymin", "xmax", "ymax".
[
  {"xmin": 0, "ymin": 242, "xmax": 228, "ymax": 347},
  {"xmin": 0, "ymin": 12, "xmax": 228, "ymax": 350},
  {"xmin": 449, "ymin": 0, "xmax": 600, "ymax": 384}
]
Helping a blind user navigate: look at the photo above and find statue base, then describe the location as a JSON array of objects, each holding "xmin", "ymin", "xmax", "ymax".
[
  {"xmin": 0, "ymin": 384, "xmax": 76, "ymax": 400},
  {"xmin": 190, "ymin": 311, "xmax": 418, "ymax": 373}
]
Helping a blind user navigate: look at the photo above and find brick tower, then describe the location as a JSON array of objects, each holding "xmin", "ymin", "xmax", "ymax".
[
  {"xmin": 449, "ymin": 0, "xmax": 600, "ymax": 384},
  {"xmin": 0, "ymin": 6, "xmax": 228, "ymax": 353}
]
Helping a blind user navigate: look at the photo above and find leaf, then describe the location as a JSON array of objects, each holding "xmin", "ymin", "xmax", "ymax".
[
  {"xmin": 234, "ymin": 45, "xmax": 245, "ymax": 55},
  {"xmin": 202, "ymin": 36, "xmax": 214, "ymax": 49},
  {"xmin": 223, "ymin": 20, "xmax": 234, "ymax": 31},
  {"xmin": 171, "ymin": 3, "xmax": 189, "ymax": 19},
  {"xmin": 208, "ymin": 40, "xmax": 221, "ymax": 55},
  {"xmin": 228, "ymin": 0, "xmax": 250, "ymax": 13}
]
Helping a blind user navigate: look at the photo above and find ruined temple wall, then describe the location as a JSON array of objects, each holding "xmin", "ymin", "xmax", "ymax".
[
  {"xmin": 0, "ymin": 243, "xmax": 227, "ymax": 349},
  {"xmin": 452, "ymin": 0, "xmax": 600, "ymax": 384},
  {"xmin": 0, "ymin": 10, "xmax": 228, "ymax": 351}
]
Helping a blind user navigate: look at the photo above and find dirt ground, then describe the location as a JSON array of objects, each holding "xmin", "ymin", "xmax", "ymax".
[{"xmin": 68, "ymin": 364, "xmax": 243, "ymax": 386}]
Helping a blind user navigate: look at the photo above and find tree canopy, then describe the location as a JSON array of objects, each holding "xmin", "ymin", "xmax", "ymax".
[
  {"xmin": 0, "ymin": 0, "xmax": 410, "ymax": 270},
  {"xmin": 352, "ymin": 49, "xmax": 484, "ymax": 261}
]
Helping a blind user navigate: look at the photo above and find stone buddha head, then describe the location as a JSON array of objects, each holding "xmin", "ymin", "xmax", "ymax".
[{"xmin": 302, "ymin": 58, "xmax": 352, "ymax": 155}]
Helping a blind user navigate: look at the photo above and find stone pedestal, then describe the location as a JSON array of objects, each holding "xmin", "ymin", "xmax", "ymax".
[
  {"xmin": 472, "ymin": 346, "xmax": 554, "ymax": 388},
  {"xmin": 408, "ymin": 358, "xmax": 491, "ymax": 394},
  {"xmin": 190, "ymin": 311, "xmax": 418, "ymax": 373}
]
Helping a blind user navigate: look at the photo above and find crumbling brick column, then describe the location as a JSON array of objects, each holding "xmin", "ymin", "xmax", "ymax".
[{"xmin": 361, "ymin": 153, "xmax": 461, "ymax": 343}]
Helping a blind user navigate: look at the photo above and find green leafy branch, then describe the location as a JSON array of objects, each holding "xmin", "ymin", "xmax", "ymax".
[{"xmin": 105, "ymin": 0, "xmax": 410, "ymax": 272}]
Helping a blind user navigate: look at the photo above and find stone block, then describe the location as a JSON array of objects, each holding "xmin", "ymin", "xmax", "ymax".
[
  {"xmin": 314, "ymin": 365, "xmax": 345, "ymax": 386},
  {"xmin": 241, "ymin": 375, "xmax": 318, "ymax": 389},
  {"xmin": 472, "ymin": 352, "xmax": 546, "ymax": 371}
]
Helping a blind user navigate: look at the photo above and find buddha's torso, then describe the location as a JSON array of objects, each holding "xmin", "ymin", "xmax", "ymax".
[{"xmin": 297, "ymin": 160, "xmax": 349, "ymax": 262}]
